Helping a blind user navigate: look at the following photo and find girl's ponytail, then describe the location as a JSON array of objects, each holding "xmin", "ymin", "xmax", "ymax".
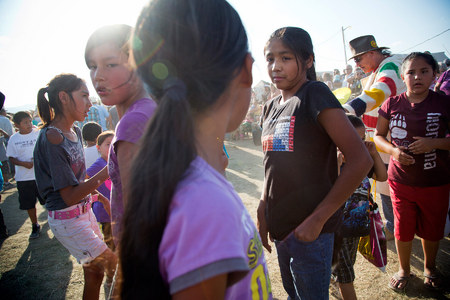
[
  {"xmin": 121, "ymin": 83, "xmax": 195, "ymax": 299},
  {"xmin": 37, "ymin": 87, "xmax": 53, "ymax": 128},
  {"xmin": 120, "ymin": 0, "xmax": 249, "ymax": 298},
  {"xmin": 36, "ymin": 74, "xmax": 84, "ymax": 128}
]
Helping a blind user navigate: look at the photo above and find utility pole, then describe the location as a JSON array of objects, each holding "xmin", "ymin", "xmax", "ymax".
[{"xmin": 342, "ymin": 26, "xmax": 350, "ymax": 66}]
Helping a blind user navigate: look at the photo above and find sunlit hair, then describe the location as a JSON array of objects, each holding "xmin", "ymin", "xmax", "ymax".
[
  {"xmin": 36, "ymin": 74, "xmax": 84, "ymax": 128},
  {"xmin": 12, "ymin": 111, "xmax": 32, "ymax": 125},
  {"xmin": 120, "ymin": 0, "xmax": 248, "ymax": 298},
  {"xmin": 401, "ymin": 52, "xmax": 438, "ymax": 74},
  {"xmin": 96, "ymin": 130, "xmax": 114, "ymax": 146},
  {"xmin": 265, "ymin": 27, "xmax": 317, "ymax": 81},
  {"xmin": 84, "ymin": 24, "xmax": 132, "ymax": 66}
]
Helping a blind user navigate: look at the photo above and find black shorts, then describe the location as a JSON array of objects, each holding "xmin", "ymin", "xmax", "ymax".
[{"xmin": 17, "ymin": 180, "xmax": 45, "ymax": 210}]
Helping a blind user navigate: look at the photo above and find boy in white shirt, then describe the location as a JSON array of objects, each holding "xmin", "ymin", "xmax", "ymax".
[
  {"xmin": 81, "ymin": 122, "xmax": 101, "ymax": 169},
  {"xmin": 6, "ymin": 111, "xmax": 44, "ymax": 239}
]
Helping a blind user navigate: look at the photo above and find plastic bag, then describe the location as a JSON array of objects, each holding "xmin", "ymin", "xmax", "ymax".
[{"xmin": 358, "ymin": 201, "xmax": 387, "ymax": 272}]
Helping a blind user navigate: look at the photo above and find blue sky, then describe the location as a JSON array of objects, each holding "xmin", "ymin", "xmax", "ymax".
[{"xmin": 1, "ymin": 0, "xmax": 449, "ymax": 111}]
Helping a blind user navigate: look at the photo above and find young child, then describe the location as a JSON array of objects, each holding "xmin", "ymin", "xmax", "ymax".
[
  {"xmin": 86, "ymin": 130, "xmax": 114, "ymax": 250},
  {"xmin": 119, "ymin": 0, "xmax": 271, "ymax": 299},
  {"xmin": 6, "ymin": 111, "xmax": 44, "ymax": 239},
  {"xmin": 33, "ymin": 74, "xmax": 117, "ymax": 300},
  {"xmin": 84, "ymin": 24, "xmax": 157, "ymax": 247},
  {"xmin": 258, "ymin": 27, "xmax": 373, "ymax": 300},
  {"xmin": 332, "ymin": 115, "xmax": 387, "ymax": 300},
  {"xmin": 374, "ymin": 52, "xmax": 450, "ymax": 292},
  {"xmin": 82, "ymin": 121, "xmax": 102, "ymax": 169}
]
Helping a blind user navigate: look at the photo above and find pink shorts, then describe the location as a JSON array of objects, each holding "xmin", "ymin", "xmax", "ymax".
[
  {"xmin": 48, "ymin": 203, "xmax": 108, "ymax": 264},
  {"xmin": 389, "ymin": 180, "xmax": 450, "ymax": 242}
]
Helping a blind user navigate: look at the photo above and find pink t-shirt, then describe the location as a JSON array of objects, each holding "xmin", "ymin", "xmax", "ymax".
[
  {"xmin": 378, "ymin": 91, "xmax": 450, "ymax": 187},
  {"xmin": 159, "ymin": 157, "xmax": 272, "ymax": 299},
  {"xmin": 109, "ymin": 98, "xmax": 157, "ymax": 244}
]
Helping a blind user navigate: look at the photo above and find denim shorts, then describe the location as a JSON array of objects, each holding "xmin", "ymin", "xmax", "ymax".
[
  {"xmin": 275, "ymin": 232, "xmax": 334, "ymax": 300},
  {"xmin": 48, "ymin": 204, "xmax": 107, "ymax": 264}
]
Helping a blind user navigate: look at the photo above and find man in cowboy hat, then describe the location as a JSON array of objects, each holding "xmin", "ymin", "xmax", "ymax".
[
  {"xmin": 343, "ymin": 35, "xmax": 406, "ymax": 117},
  {"xmin": 343, "ymin": 35, "xmax": 406, "ymax": 245}
]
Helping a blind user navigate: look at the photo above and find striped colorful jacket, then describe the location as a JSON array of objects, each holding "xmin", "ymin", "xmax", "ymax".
[
  {"xmin": 343, "ymin": 55, "xmax": 406, "ymax": 195},
  {"xmin": 343, "ymin": 55, "xmax": 406, "ymax": 129}
]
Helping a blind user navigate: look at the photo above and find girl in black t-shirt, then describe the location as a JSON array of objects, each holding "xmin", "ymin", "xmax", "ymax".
[{"xmin": 258, "ymin": 27, "xmax": 373, "ymax": 300}]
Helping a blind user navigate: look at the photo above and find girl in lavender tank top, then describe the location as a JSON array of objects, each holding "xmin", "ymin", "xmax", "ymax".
[
  {"xmin": 119, "ymin": 0, "xmax": 272, "ymax": 299},
  {"xmin": 85, "ymin": 24, "xmax": 157, "ymax": 248}
]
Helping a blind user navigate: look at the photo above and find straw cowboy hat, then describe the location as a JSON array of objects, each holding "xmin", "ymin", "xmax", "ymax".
[{"xmin": 348, "ymin": 35, "xmax": 389, "ymax": 60}]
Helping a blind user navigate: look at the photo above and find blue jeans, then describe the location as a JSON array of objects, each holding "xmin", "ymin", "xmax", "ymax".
[
  {"xmin": 380, "ymin": 193, "xmax": 394, "ymax": 233},
  {"xmin": 275, "ymin": 232, "xmax": 334, "ymax": 300}
]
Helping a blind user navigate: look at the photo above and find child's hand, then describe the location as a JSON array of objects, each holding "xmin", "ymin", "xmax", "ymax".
[
  {"xmin": 392, "ymin": 146, "xmax": 415, "ymax": 165},
  {"xmin": 23, "ymin": 161, "xmax": 34, "ymax": 169},
  {"xmin": 364, "ymin": 141, "xmax": 378, "ymax": 156},
  {"xmin": 408, "ymin": 137, "xmax": 434, "ymax": 154},
  {"xmin": 97, "ymin": 193, "xmax": 111, "ymax": 217}
]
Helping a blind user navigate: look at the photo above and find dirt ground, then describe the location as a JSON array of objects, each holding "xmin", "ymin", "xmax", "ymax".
[{"xmin": 0, "ymin": 138, "xmax": 449, "ymax": 299}]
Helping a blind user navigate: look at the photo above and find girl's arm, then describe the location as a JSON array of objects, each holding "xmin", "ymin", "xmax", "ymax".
[
  {"xmin": 257, "ymin": 178, "xmax": 272, "ymax": 253},
  {"xmin": 374, "ymin": 116, "xmax": 415, "ymax": 165},
  {"xmin": 408, "ymin": 134, "xmax": 450, "ymax": 154},
  {"xmin": 172, "ymin": 273, "xmax": 227, "ymax": 300},
  {"xmin": 116, "ymin": 140, "xmax": 138, "ymax": 206},
  {"xmin": 59, "ymin": 166, "xmax": 109, "ymax": 207},
  {"xmin": 85, "ymin": 173, "xmax": 112, "ymax": 217},
  {"xmin": 294, "ymin": 108, "xmax": 373, "ymax": 242},
  {"xmin": 364, "ymin": 141, "xmax": 387, "ymax": 181}
]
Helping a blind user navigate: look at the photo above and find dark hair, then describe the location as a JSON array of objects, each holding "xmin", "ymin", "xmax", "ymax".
[
  {"xmin": 81, "ymin": 121, "xmax": 102, "ymax": 142},
  {"xmin": 402, "ymin": 52, "xmax": 438, "ymax": 74},
  {"xmin": 346, "ymin": 114, "xmax": 365, "ymax": 128},
  {"xmin": 264, "ymin": 27, "xmax": 316, "ymax": 81},
  {"xmin": 37, "ymin": 74, "xmax": 85, "ymax": 128},
  {"xmin": 444, "ymin": 58, "xmax": 450, "ymax": 67},
  {"xmin": 0, "ymin": 91, "xmax": 4, "ymax": 111},
  {"xmin": 12, "ymin": 111, "xmax": 32, "ymax": 125},
  {"xmin": 379, "ymin": 49, "xmax": 392, "ymax": 57},
  {"xmin": 120, "ymin": 0, "xmax": 248, "ymax": 298},
  {"xmin": 84, "ymin": 24, "xmax": 132, "ymax": 66},
  {"xmin": 438, "ymin": 62, "xmax": 447, "ymax": 73},
  {"xmin": 96, "ymin": 130, "xmax": 114, "ymax": 146}
]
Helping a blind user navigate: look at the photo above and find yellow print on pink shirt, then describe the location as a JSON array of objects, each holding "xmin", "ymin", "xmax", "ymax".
[{"xmin": 247, "ymin": 230, "xmax": 271, "ymax": 299}]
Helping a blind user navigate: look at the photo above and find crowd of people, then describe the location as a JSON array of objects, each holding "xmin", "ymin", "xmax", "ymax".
[{"xmin": 0, "ymin": 0, "xmax": 449, "ymax": 299}]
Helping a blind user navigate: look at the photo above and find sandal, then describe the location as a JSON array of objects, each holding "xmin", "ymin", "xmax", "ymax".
[
  {"xmin": 423, "ymin": 271, "xmax": 442, "ymax": 291},
  {"xmin": 388, "ymin": 272, "xmax": 415, "ymax": 293}
]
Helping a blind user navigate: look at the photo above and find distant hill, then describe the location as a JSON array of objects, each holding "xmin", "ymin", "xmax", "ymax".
[{"xmin": 5, "ymin": 103, "xmax": 36, "ymax": 114}]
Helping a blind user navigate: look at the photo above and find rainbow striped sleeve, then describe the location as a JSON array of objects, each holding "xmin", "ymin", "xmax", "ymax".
[{"xmin": 344, "ymin": 61, "xmax": 404, "ymax": 117}]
